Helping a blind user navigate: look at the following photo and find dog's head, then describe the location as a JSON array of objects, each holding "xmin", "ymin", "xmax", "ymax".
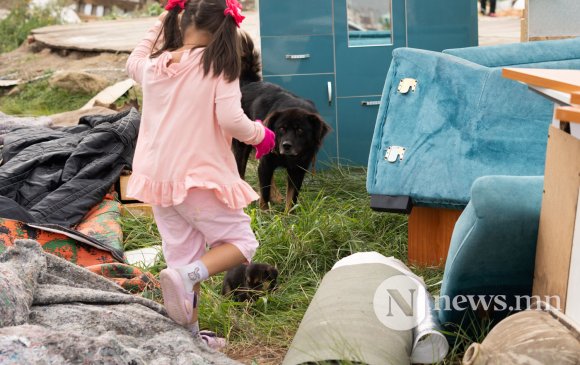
[
  {"xmin": 245, "ymin": 263, "xmax": 279, "ymax": 292},
  {"xmin": 264, "ymin": 108, "xmax": 331, "ymax": 157}
]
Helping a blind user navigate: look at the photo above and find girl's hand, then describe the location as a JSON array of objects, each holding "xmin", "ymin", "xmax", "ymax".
[{"xmin": 254, "ymin": 121, "xmax": 276, "ymax": 159}]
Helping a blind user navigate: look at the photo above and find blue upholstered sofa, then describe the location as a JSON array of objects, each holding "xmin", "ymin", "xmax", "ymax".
[
  {"xmin": 367, "ymin": 37, "xmax": 580, "ymax": 212},
  {"xmin": 438, "ymin": 175, "xmax": 543, "ymax": 327}
]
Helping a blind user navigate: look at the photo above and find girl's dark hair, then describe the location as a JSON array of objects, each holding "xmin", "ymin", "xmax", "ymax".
[{"xmin": 152, "ymin": 0, "xmax": 241, "ymax": 82}]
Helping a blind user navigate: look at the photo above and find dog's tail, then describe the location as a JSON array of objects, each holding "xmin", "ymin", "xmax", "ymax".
[{"xmin": 240, "ymin": 31, "xmax": 262, "ymax": 86}]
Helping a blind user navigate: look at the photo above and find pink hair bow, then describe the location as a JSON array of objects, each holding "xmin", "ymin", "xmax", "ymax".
[
  {"xmin": 224, "ymin": 0, "xmax": 245, "ymax": 27},
  {"xmin": 165, "ymin": 0, "xmax": 186, "ymax": 11}
]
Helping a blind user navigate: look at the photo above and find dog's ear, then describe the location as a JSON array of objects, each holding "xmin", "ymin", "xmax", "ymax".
[
  {"xmin": 263, "ymin": 111, "xmax": 283, "ymax": 130},
  {"xmin": 308, "ymin": 113, "xmax": 332, "ymax": 148},
  {"xmin": 267, "ymin": 266, "xmax": 279, "ymax": 279}
]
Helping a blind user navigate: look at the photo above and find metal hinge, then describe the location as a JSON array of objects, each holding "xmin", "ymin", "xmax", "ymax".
[
  {"xmin": 384, "ymin": 146, "xmax": 406, "ymax": 163},
  {"xmin": 397, "ymin": 78, "xmax": 417, "ymax": 94}
]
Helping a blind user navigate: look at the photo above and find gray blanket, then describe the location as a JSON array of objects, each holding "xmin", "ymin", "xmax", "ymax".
[
  {"xmin": 0, "ymin": 112, "xmax": 52, "ymax": 146},
  {"xmin": 0, "ymin": 240, "xmax": 240, "ymax": 365}
]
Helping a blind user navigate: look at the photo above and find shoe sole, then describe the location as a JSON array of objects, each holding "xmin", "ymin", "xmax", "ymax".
[
  {"xmin": 160, "ymin": 269, "xmax": 191, "ymax": 326},
  {"xmin": 200, "ymin": 331, "xmax": 227, "ymax": 350}
]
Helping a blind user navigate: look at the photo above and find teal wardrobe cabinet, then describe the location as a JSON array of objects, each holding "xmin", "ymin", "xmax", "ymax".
[{"xmin": 259, "ymin": 0, "xmax": 478, "ymax": 165}]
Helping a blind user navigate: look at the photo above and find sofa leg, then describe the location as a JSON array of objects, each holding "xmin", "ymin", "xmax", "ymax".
[{"xmin": 408, "ymin": 207, "xmax": 463, "ymax": 267}]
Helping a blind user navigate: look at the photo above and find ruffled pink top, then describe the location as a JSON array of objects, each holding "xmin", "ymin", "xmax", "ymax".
[{"xmin": 125, "ymin": 20, "xmax": 264, "ymax": 209}]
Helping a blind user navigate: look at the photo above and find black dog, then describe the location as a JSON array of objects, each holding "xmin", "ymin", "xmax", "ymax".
[
  {"xmin": 221, "ymin": 263, "xmax": 278, "ymax": 301},
  {"xmin": 234, "ymin": 35, "xmax": 331, "ymax": 210}
]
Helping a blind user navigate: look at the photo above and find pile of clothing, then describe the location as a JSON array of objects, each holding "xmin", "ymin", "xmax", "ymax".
[{"xmin": 0, "ymin": 109, "xmax": 152, "ymax": 290}]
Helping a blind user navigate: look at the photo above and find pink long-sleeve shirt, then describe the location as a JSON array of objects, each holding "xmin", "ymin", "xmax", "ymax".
[{"xmin": 125, "ymin": 20, "xmax": 264, "ymax": 209}]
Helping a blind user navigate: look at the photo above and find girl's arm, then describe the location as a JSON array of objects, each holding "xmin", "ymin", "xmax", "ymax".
[
  {"xmin": 215, "ymin": 76, "xmax": 265, "ymax": 145},
  {"xmin": 125, "ymin": 14, "xmax": 165, "ymax": 84}
]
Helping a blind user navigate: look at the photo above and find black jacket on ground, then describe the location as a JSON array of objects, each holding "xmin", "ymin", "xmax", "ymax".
[{"xmin": 0, "ymin": 109, "xmax": 140, "ymax": 227}]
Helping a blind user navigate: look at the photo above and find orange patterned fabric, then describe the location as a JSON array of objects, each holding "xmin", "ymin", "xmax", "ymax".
[
  {"xmin": 0, "ymin": 194, "xmax": 160, "ymax": 292},
  {"xmin": 0, "ymin": 218, "xmax": 117, "ymax": 266},
  {"xmin": 87, "ymin": 264, "xmax": 160, "ymax": 294}
]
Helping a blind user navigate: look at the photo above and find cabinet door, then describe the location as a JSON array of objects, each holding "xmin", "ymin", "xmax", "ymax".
[
  {"xmin": 263, "ymin": 74, "xmax": 338, "ymax": 163},
  {"xmin": 333, "ymin": 0, "xmax": 407, "ymax": 98},
  {"xmin": 406, "ymin": 0, "xmax": 478, "ymax": 51},
  {"xmin": 260, "ymin": 0, "xmax": 333, "ymax": 37},
  {"xmin": 337, "ymin": 96, "xmax": 382, "ymax": 165}
]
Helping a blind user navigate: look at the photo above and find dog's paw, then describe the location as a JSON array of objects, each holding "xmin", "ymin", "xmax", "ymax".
[{"xmin": 259, "ymin": 198, "xmax": 270, "ymax": 210}]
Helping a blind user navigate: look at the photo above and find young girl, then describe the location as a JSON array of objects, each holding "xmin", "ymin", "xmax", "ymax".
[{"xmin": 125, "ymin": 0, "xmax": 275, "ymax": 347}]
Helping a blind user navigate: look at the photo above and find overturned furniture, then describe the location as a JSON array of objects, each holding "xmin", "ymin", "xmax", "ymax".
[{"xmin": 367, "ymin": 37, "xmax": 580, "ymax": 266}]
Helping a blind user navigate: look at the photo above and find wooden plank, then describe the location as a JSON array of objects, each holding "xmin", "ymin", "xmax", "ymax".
[
  {"xmin": 533, "ymin": 126, "xmax": 580, "ymax": 311},
  {"xmin": 528, "ymin": 36, "xmax": 577, "ymax": 42},
  {"xmin": 503, "ymin": 68, "xmax": 580, "ymax": 95},
  {"xmin": 520, "ymin": 1, "xmax": 528, "ymax": 42},
  {"xmin": 565, "ymin": 188, "xmax": 580, "ymax": 323},
  {"xmin": 118, "ymin": 175, "xmax": 138, "ymax": 201},
  {"xmin": 28, "ymin": 11, "xmax": 260, "ymax": 54},
  {"xmin": 82, "ymin": 78, "xmax": 136, "ymax": 110},
  {"xmin": 408, "ymin": 207, "xmax": 463, "ymax": 267},
  {"xmin": 31, "ymin": 17, "xmax": 158, "ymax": 53},
  {"xmin": 0, "ymin": 79, "xmax": 20, "ymax": 87},
  {"xmin": 571, "ymin": 92, "xmax": 580, "ymax": 106},
  {"xmin": 121, "ymin": 203, "xmax": 153, "ymax": 217},
  {"xmin": 556, "ymin": 106, "xmax": 580, "ymax": 124}
]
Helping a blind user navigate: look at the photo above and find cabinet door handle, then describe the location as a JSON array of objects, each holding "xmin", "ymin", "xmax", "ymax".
[
  {"xmin": 328, "ymin": 81, "xmax": 332, "ymax": 106},
  {"xmin": 285, "ymin": 54, "xmax": 310, "ymax": 60},
  {"xmin": 361, "ymin": 100, "xmax": 381, "ymax": 106}
]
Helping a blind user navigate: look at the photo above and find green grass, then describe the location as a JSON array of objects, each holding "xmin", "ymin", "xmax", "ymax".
[
  {"xmin": 0, "ymin": 79, "xmax": 94, "ymax": 116},
  {"xmin": 121, "ymin": 164, "xmax": 484, "ymax": 363},
  {"xmin": 0, "ymin": 2, "xmax": 58, "ymax": 53}
]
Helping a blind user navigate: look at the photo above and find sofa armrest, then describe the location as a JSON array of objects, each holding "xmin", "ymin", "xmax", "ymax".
[
  {"xmin": 469, "ymin": 175, "xmax": 544, "ymax": 220},
  {"xmin": 439, "ymin": 175, "xmax": 544, "ymax": 326}
]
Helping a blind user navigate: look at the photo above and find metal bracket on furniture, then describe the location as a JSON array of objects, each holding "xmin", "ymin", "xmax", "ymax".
[
  {"xmin": 397, "ymin": 78, "xmax": 417, "ymax": 94},
  {"xmin": 384, "ymin": 146, "xmax": 406, "ymax": 163},
  {"xmin": 370, "ymin": 195, "xmax": 413, "ymax": 214}
]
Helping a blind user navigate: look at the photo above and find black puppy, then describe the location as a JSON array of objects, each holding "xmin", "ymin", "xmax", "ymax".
[{"xmin": 221, "ymin": 263, "xmax": 278, "ymax": 301}]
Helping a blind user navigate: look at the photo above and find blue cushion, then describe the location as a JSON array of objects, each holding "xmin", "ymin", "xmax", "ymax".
[
  {"xmin": 367, "ymin": 38, "xmax": 580, "ymax": 208},
  {"xmin": 438, "ymin": 176, "xmax": 543, "ymax": 326}
]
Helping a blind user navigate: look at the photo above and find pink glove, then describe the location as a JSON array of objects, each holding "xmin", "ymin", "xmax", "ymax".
[{"xmin": 254, "ymin": 120, "xmax": 275, "ymax": 159}]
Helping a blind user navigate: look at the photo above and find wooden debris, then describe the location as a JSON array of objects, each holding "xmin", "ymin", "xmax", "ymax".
[
  {"xmin": 81, "ymin": 78, "xmax": 136, "ymax": 110},
  {"xmin": 121, "ymin": 203, "xmax": 153, "ymax": 218},
  {"xmin": 31, "ymin": 17, "xmax": 157, "ymax": 53}
]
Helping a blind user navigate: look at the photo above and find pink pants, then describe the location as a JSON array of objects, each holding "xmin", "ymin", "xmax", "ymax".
[{"xmin": 152, "ymin": 188, "xmax": 259, "ymax": 269}]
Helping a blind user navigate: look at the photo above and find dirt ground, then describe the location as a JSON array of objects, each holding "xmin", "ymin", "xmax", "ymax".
[
  {"xmin": 0, "ymin": 43, "xmax": 129, "ymax": 83},
  {"xmin": 226, "ymin": 343, "xmax": 288, "ymax": 365}
]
